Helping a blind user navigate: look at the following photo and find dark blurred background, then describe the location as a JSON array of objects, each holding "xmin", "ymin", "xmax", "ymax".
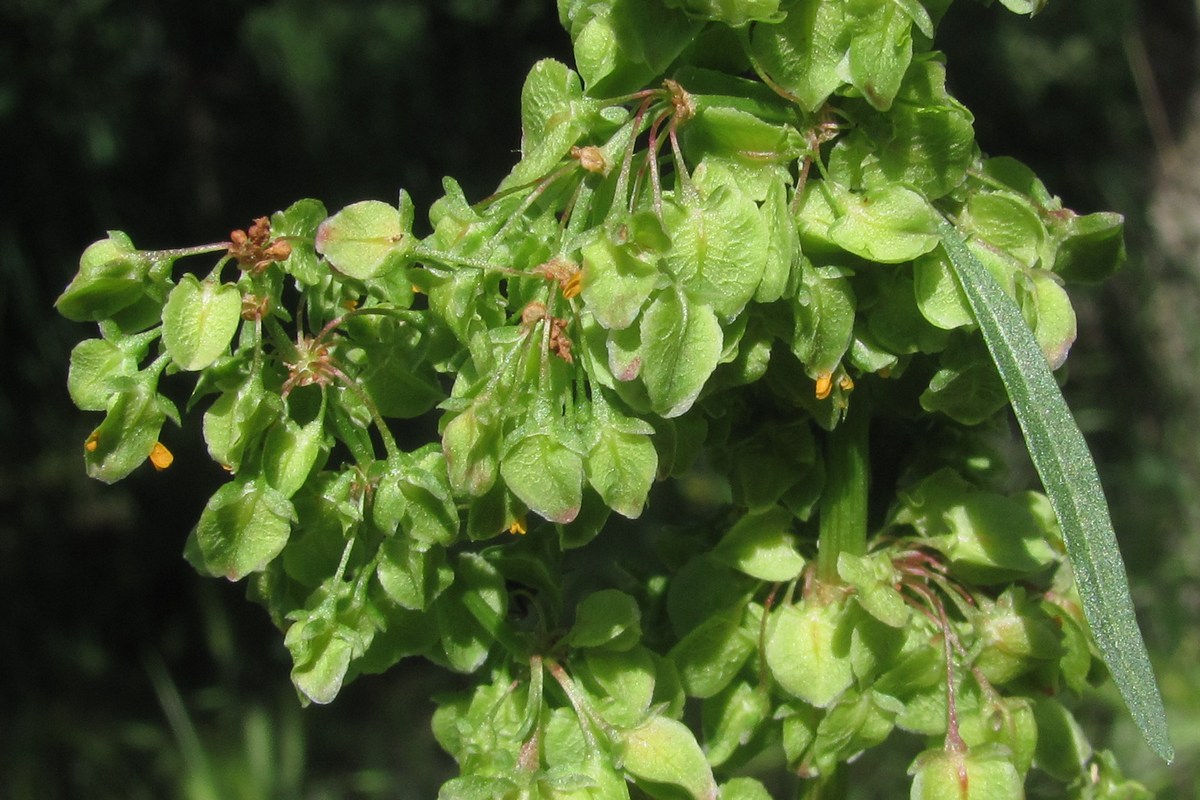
[{"xmin": 1, "ymin": 0, "xmax": 1197, "ymax": 797}]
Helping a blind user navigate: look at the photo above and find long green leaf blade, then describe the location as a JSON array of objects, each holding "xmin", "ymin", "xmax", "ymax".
[{"xmin": 937, "ymin": 218, "xmax": 1172, "ymax": 763}]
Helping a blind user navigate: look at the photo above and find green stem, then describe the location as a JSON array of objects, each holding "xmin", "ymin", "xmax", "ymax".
[
  {"xmin": 410, "ymin": 243, "xmax": 525, "ymax": 277},
  {"xmin": 330, "ymin": 367, "xmax": 401, "ymax": 464},
  {"xmin": 204, "ymin": 255, "xmax": 235, "ymax": 284},
  {"xmin": 519, "ymin": 654, "xmax": 545, "ymax": 739},
  {"xmin": 545, "ymin": 658, "xmax": 615, "ymax": 747},
  {"xmin": 562, "ymin": 179, "xmax": 595, "ymax": 247},
  {"xmin": 798, "ymin": 765, "xmax": 847, "ymax": 800},
  {"xmin": 313, "ymin": 305, "xmax": 409, "ymax": 344},
  {"xmin": 816, "ymin": 395, "xmax": 870, "ymax": 585},
  {"xmin": 144, "ymin": 242, "xmax": 231, "ymax": 262},
  {"xmin": 612, "ymin": 97, "xmax": 656, "ymax": 213},
  {"xmin": 146, "ymin": 352, "xmax": 173, "ymax": 380},
  {"xmin": 487, "ymin": 162, "xmax": 577, "ymax": 248}
]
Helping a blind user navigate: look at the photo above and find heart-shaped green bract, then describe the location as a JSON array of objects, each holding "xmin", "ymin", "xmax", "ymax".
[
  {"xmin": 791, "ymin": 261, "xmax": 856, "ymax": 377},
  {"xmin": 569, "ymin": 589, "xmax": 643, "ymax": 651},
  {"xmin": 202, "ymin": 373, "xmax": 281, "ymax": 474},
  {"xmin": 668, "ymin": 603, "xmax": 755, "ymax": 699},
  {"xmin": 662, "ymin": 0, "xmax": 785, "ymax": 26},
  {"xmin": 192, "ymin": 477, "xmax": 296, "ymax": 581},
  {"xmin": 705, "ymin": 682, "xmax": 771, "ymax": 768},
  {"xmin": 575, "ymin": 649, "xmax": 653, "ymax": 730},
  {"xmin": 271, "ymin": 198, "xmax": 328, "ymax": 285},
  {"xmin": 564, "ymin": 0, "xmax": 700, "ymax": 95},
  {"xmin": 580, "ymin": 233, "xmax": 662, "ymax": 331},
  {"xmin": 442, "ymin": 406, "xmax": 502, "ymax": 498},
  {"xmin": 869, "ymin": 58, "xmax": 976, "ymax": 199},
  {"xmin": 748, "ymin": 0, "xmax": 850, "ymax": 112},
  {"xmin": 638, "ymin": 290, "xmax": 724, "ymax": 418},
  {"xmin": 83, "ymin": 377, "xmax": 170, "ymax": 484},
  {"xmin": 374, "ymin": 451, "xmax": 459, "ymax": 549},
  {"xmin": 617, "ymin": 715, "xmax": 718, "ymax": 800},
  {"xmin": 315, "ymin": 196, "xmax": 414, "ymax": 281},
  {"xmin": 68, "ymin": 338, "xmax": 139, "ymax": 412},
  {"xmin": 434, "ymin": 552, "xmax": 507, "ymax": 673},
  {"xmin": 766, "ymin": 599, "xmax": 855, "ymax": 709},
  {"xmin": 909, "ymin": 746, "xmax": 1024, "ymax": 800},
  {"xmin": 712, "ymin": 505, "xmax": 806, "ymax": 582},
  {"xmin": 663, "ymin": 162, "xmax": 768, "ymax": 319},
  {"xmin": 285, "ymin": 613, "xmax": 357, "ymax": 706},
  {"xmin": 504, "ymin": 58, "xmax": 598, "ymax": 187},
  {"xmin": 162, "ymin": 274, "xmax": 242, "ymax": 371},
  {"xmin": 262, "ymin": 413, "xmax": 326, "ymax": 499},
  {"xmin": 376, "ymin": 534, "xmax": 453, "ymax": 612},
  {"xmin": 584, "ymin": 413, "xmax": 658, "ymax": 519},
  {"xmin": 501, "ymin": 431, "xmax": 584, "ymax": 524},
  {"xmin": 55, "ymin": 231, "xmax": 154, "ymax": 322},
  {"xmin": 827, "ymin": 182, "xmax": 940, "ymax": 264}
]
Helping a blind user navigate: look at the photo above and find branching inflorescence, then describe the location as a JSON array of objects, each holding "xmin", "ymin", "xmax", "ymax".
[{"xmin": 56, "ymin": 0, "xmax": 1168, "ymax": 797}]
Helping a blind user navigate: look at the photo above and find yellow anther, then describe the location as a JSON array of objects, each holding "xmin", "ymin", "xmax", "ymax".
[
  {"xmin": 150, "ymin": 442, "xmax": 174, "ymax": 471},
  {"xmin": 84, "ymin": 432, "xmax": 100, "ymax": 452},
  {"xmin": 838, "ymin": 373, "xmax": 855, "ymax": 392},
  {"xmin": 815, "ymin": 372, "xmax": 833, "ymax": 400},
  {"xmin": 508, "ymin": 518, "xmax": 528, "ymax": 536},
  {"xmin": 562, "ymin": 270, "xmax": 583, "ymax": 299}
]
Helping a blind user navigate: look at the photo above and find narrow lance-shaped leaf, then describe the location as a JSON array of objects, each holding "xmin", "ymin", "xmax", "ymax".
[{"xmin": 937, "ymin": 217, "xmax": 1172, "ymax": 763}]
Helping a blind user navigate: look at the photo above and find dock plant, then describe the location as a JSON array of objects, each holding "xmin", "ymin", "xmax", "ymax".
[{"xmin": 57, "ymin": 0, "xmax": 1171, "ymax": 796}]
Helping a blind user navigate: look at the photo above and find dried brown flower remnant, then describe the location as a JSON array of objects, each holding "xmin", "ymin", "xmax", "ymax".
[
  {"xmin": 548, "ymin": 320, "xmax": 574, "ymax": 363},
  {"xmin": 520, "ymin": 300, "xmax": 574, "ymax": 363},
  {"xmin": 571, "ymin": 145, "xmax": 607, "ymax": 175},
  {"xmin": 241, "ymin": 293, "xmax": 270, "ymax": 322},
  {"xmin": 229, "ymin": 216, "xmax": 292, "ymax": 274},
  {"xmin": 521, "ymin": 300, "xmax": 548, "ymax": 327},
  {"xmin": 664, "ymin": 78, "xmax": 695, "ymax": 126},
  {"xmin": 533, "ymin": 258, "xmax": 582, "ymax": 299},
  {"xmin": 282, "ymin": 335, "xmax": 338, "ymax": 397}
]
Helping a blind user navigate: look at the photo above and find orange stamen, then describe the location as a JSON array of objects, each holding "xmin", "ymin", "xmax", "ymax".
[
  {"xmin": 150, "ymin": 442, "xmax": 174, "ymax": 471},
  {"xmin": 562, "ymin": 270, "xmax": 583, "ymax": 299},
  {"xmin": 815, "ymin": 372, "xmax": 833, "ymax": 400}
]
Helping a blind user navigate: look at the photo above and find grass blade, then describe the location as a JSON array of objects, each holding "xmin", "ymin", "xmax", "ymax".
[{"xmin": 937, "ymin": 218, "xmax": 1173, "ymax": 763}]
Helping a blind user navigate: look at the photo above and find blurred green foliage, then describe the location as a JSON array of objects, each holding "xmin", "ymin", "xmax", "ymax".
[{"xmin": 3, "ymin": 0, "xmax": 1198, "ymax": 797}]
